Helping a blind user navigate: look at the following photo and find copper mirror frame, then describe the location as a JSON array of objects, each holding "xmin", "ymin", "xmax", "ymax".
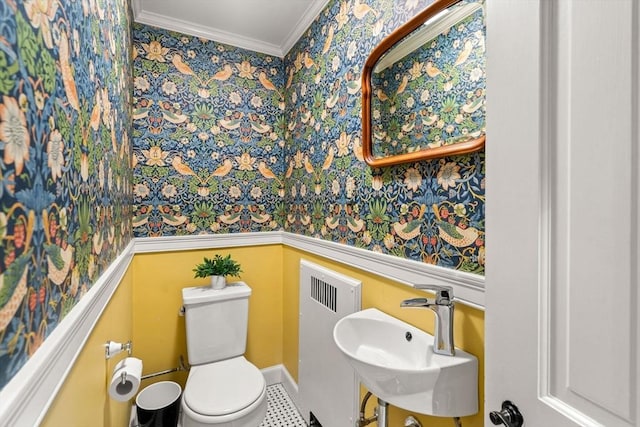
[{"xmin": 361, "ymin": 0, "xmax": 486, "ymax": 167}]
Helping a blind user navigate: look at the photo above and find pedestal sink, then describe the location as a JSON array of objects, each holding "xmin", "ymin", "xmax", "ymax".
[{"xmin": 333, "ymin": 308, "xmax": 478, "ymax": 417}]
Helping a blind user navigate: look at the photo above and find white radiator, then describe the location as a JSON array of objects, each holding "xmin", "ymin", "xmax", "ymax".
[{"xmin": 298, "ymin": 259, "xmax": 361, "ymax": 427}]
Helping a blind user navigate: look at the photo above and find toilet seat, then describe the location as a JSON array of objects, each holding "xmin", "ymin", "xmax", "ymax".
[{"xmin": 182, "ymin": 356, "xmax": 266, "ymax": 421}]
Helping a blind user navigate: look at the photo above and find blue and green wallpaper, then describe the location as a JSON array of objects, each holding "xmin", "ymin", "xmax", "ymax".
[
  {"xmin": 132, "ymin": 25, "xmax": 285, "ymax": 235},
  {"xmin": 1, "ymin": 0, "xmax": 486, "ymax": 392},
  {"xmin": 371, "ymin": 5, "xmax": 485, "ymax": 156},
  {"xmin": 131, "ymin": 0, "xmax": 485, "ymax": 270},
  {"xmin": 283, "ymin": 0, "xmax": 485, "ymax": 271},
  {"xmin": 0, "ymin": 0, "xmax": 133, "ymax": 389}
]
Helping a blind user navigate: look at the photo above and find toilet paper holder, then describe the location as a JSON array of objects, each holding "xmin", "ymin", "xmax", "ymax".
[
  {"xmin": 105, "ymin": 340, "xmax": 132, "ymax": 359},
  {"xmin": 109, "ymin": 356, "xmax": 144, "ymax": 401}
]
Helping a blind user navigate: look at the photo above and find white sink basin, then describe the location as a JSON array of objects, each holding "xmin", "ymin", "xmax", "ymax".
[{"xmin": 333, "ymin": 308, "xmax": 478, "ymax": 417}]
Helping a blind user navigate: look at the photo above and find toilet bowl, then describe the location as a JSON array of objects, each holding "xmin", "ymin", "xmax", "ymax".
[
  {"xmin": 181, "ymin": 357, "xmax": 267, "ymax": 427},
  {"xmin": 180, "ymin": 283, "xmax": 267, "ymax": 426}
]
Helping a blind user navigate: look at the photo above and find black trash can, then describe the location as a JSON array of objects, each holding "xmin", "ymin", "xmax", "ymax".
[{"xmin": 135, "ymin": 381, "xmax": 182, "ymax": 427}]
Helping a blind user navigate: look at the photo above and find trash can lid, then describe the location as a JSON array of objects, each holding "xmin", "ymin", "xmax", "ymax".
[
  {"xmin": 136, "ymin": 381, "xmax": 182, "ymax": 411},
  {"xmin": 183, "ymin": 357, "xmax": 265, "ymax": 416}
]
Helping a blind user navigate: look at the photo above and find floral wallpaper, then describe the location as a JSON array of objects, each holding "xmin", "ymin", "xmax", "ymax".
[
  {"xmin": 371, "ymin": 4, "xmax": 485, "ymax": 157},
  {"xmin": 132, "ymin": 1, "xmax": 485, "ymax": 269},
  {"xmin": 132, "ymin": 25, "xmax": 285, "ymax": 236},
  {"xmin": 0, "ymin": 0, "xmax": 133, "ymax": 390},
  {"xmin": 283, "ymin": 0, "xmax": 486, "ymax": 273},
  {"xmin": 0, "ymin": 0, "xmax": 486, "ymax": 400}
]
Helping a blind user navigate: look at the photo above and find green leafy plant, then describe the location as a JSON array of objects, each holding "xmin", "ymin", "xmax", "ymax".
[{"xmin": 193, "ymin": 254, "xmax": 242, "ymax": 278}]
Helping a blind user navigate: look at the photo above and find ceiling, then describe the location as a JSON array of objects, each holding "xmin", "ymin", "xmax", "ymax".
[{"xmin": 132, "ymin": 0, "xmax": 331, "ymax": 57}]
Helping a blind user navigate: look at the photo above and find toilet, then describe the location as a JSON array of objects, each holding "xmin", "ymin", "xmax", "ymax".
[{"xmin": 181, "ymin": 282, "xmax": 267, "ymax": 427}]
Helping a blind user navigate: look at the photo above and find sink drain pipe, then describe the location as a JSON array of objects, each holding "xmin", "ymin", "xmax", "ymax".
[
  {"xmin": 356, "ymin": 392, "xmax": 462, "ymax": 427},
  {"xmin": 403, "ymin": 415, "xmax": 463, "ymax": 427},
  {"xmin": 377, "ymin": 398, "xmax": 389, "ymax": 426}
]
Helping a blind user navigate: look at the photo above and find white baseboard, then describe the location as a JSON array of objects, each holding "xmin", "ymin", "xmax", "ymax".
[
  {"xmin": 260, "ymin": 364, "xmax": 285, "ymax": 386},
  {"xmin": 280, "ymin": 364, "xmax": 299, "ymax": 408},
  {"xmin": 260, "ymin": 364, "xmax": 300, "ymax": 411}
]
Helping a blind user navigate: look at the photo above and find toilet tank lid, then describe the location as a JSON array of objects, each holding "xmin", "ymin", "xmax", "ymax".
[{"xmin": 182, "ymin": 281, "xmax": 251, "ymax": 305}]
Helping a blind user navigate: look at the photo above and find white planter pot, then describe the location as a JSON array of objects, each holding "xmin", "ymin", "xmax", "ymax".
[{"xmin": 210, "ymin": 276, "xmax": 226, "ymax": 290}]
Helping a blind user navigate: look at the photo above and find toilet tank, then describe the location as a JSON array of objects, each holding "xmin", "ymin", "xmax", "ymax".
[{"xmin": 182, "ymin": 282, "xmax": 251, "ymax": 365}]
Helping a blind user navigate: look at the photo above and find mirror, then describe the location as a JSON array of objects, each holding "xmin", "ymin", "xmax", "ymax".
[{"xmin": 362, "ymin": 0, "xmax": 486, "ymax": 167}]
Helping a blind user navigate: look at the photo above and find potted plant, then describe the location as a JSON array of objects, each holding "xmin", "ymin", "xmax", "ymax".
[{"xmin": 193, "ymin": 254, "xmax": 242, "ymax": 289}]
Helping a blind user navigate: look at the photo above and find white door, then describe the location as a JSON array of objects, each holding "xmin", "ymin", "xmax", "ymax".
[{"xmin": 485, "ymin": 0, "xmax": 639, "ymax": 426}]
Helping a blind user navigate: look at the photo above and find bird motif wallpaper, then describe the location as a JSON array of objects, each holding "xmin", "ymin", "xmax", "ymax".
[
  {"xmin": 283, "ymin": 0, "xmax": 485, "ymax": 272},
  {"xmin": 0, "ymin": 0, "xmax": 133, "ymax": 389},
  {"xmin": 132, "ymin": 0, "xmax": 486, "ymax": 274},
  {"xmin": 0, "ymin": 0, "xmax": 486, "ymax": 399},
  {"xmin": 370, "ymin": 6, "xmax": 485, "ymax": 157},
  {"xmin": 132, "ymin": 26, "xmax": 285, "ymax": 235}
]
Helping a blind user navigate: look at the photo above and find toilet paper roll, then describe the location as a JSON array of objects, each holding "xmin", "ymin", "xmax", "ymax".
[{"xmin": 109, "ymin": 357, "xmax": 143, "ymax": 402}]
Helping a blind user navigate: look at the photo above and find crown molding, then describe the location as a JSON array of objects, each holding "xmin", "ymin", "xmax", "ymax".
[
  {"xmin": 131, "ymin": 0, "xmax": 142, "ymax": 18},
  {"xmin": 375, "ymin": 2, "xmax": 483, "ymax": 72},
  {"xmin": 134, "ymin": 9, "xmax": 284, "ymax": 57},
  {"xmin": 133, "ymin": 0, "xmax": 330, "ymax": 57},
  {"xmin": 281, "ymin": 0, "xmax": 331, "ymax": 56}
]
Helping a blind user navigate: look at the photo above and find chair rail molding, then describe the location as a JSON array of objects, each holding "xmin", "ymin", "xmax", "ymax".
[
  {"xmin": 0, "ymin": 231, "xmax": 484, "ymax": 425},
  {"xmin": 0, "ymin": 241, "xmax": 135, "ymax": 426},
  {"xmin": 135, "ymin": 232, "xmax": 485, "ymax": 308}
]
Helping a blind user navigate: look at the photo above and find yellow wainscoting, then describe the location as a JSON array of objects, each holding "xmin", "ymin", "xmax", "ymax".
[
  {"xmin": 131, "ymin": 245, "xmax": 284, "ymax": 390},
  {"xmin": 43, "ymin": 243, "xmax": 483, "ymax": 427},
  {"xmin": 41, "ymin": 265, "xmax": 134, "ymax": 427}
]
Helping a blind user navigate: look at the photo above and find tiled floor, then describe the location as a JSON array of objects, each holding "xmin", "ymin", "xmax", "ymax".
[
  {"xmin": 131, "ymin": 383, "xmax": 306, "ymax": 427},
  {"xmin": 260, "ymin": 383, "xmax": 307, "ymax": 427}
]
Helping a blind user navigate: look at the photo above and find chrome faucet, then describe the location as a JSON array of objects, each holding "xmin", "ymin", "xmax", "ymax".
[{"xmin": 400, "ymin": 284, "xmax": 455, "ymax": 356}]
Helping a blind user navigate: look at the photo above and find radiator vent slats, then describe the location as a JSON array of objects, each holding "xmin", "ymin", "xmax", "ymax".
[
  {"xmin": 299, "ymin": 259, "xmax": 361, "ymax": 426},
  {"xmin": 310, "ymin": 276, "xmax": 337, "ymax": 312}
]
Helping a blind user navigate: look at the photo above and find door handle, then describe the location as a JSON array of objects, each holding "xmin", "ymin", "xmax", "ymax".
[{"xmin": 489, "ymin": 400, "xmax": 523, "ymax": 427}]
